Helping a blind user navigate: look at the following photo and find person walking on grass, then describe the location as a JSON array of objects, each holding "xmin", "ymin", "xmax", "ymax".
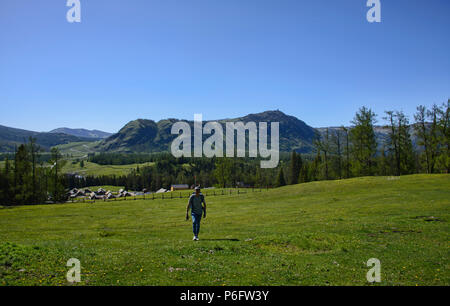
[{"xmin": 186, "ymin": 186, "xmax": 206, "ymax": 241}]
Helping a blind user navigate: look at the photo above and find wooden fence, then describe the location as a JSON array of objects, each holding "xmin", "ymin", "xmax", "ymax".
[{"xmin": 69, "ymin": 187, "xmax": 270, "ymax": 204}]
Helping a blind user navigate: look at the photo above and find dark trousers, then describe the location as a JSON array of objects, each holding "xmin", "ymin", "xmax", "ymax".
[{"xmin": 191, "ymin": 212, "xmax": 202, "ymax": 237}]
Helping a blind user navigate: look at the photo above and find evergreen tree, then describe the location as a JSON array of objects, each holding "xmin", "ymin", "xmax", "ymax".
[
  {"xmin": 331, "ymin": 129, "xmax": 344, "ymax": 179},
  {"xmin": 414, "ymin": 105, "xmax": 431, "ymax": 173},
  {"xmin": 349, "ymin": 107, "xmax": 378, "ymax": 176},
  {"xmin": 289, "ymin": 151, "xmax": 301, "ymax": 185},
  {"xmin": 14, "ymin": 144, "xmax": 32, "ymax": 204},
  {"xmin": 341, "ymin": 126, "xmax": 351, "ymax": 178},
  {"xmin": 309, "ymin": 152, "xmax": 322, "ymax": 181},
  {"xmin": 436, "ymin": 100, "xmax": 449, "ymax": 173},
  {"xmin": 314, "ymin": 129, "xmax": 331, "ymax": 180},
  {"xmin": 0, "ymin": 158, "xmax": 12, "ymax": 204},
  {"xmin": 28, "ymin": 137, "xmax": 40, "ymax": 203},
  {"xmin": 275, "ymin": 167, "xmax": 286, "ymax": 187},
  {"xmin": 49, "ymin": 148, "xmax": 66, "ymax": 202},
  {"xmin": 414, "ymin": 105, "xmax": 440, "ymax": 173},
  {"xmin": 396, "ymin": 111, "xmax": 415, "ymax": 174}
]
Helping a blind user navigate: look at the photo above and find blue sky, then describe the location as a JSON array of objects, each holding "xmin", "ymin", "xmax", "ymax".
[{"xmin": 0, "ymin": 0, "xmax": 449, "ymax": 133}]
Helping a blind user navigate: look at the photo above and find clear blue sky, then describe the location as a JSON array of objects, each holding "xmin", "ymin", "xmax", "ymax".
[{"xmin": 0, "ymin": 0, "xmax": 449, "ymax": 133}]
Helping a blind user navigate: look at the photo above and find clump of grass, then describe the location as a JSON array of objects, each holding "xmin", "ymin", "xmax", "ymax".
[{"xmin": 0, "ymin": 242, "xmax": 38, "ymax": 285}]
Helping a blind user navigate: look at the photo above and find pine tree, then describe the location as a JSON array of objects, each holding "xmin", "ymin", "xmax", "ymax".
[
  {"xmin": 298, "ymin": 159, "xmax": 309, "ymax": 183},
  {"xmin": 414, "ymin": 105, "xmax": 431, "ymax": 173},
  {"xmin": 341, "ymin": 126, "xmax": 351, "ymax": 178},
  {"xmin": 49, "ymin": 147, "xmax": 66, "ymax": 202},
  {"xmin": 314, "ymin": 129, "xmax": 331, "ymax": 180},
  {"xmin": 0, "ymin": 157, "xmax": 12, "ymax": 205},
  {"xmin": 275, "ymin": 167, "xmax": 286, "ymax": 187},
  {"xmin": 396, "ymin": 111, "xmax": 415, "ymax": 174},
  {"xmin": 436, "ymin": 100, "xmax": 449, "ymax": 173},
  {"xmin": 331, "ymin": 129, "xmax": 344, "ymax": 179},
  {"xmin": 414, "ymin": 105, "xmax": 440, "ymax": 173},
  {"xmin": 28, "ymin": 137, "xmax": 40, "ymax": 203},
  {"xmin": 14, "ymin": 144, "xmax": 32, "ymax": 204},
  {"xmin": 349, "ymin": 107, "xmax": 378, "ymax": 176},
  {"xmin": 289, "ymin": 151, "xmax": 301, "ymax": 185}
]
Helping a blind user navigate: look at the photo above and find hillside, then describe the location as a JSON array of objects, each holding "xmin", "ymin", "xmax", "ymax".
[
  {"xmin": 0, "ymin": 174, "xmax": 448, "ymax": 285},
  {"xmin": 96, "ymin": 110, "xmax": 317, "ymax": 153},
  {"xmin": 316, "ymin": 125, "xmax": 420, "ymax": 150},
  {"xmin": 0, "ymin": 125, "xmax": 98, "ymax": 152},
  {"xmin": 1, "ymin": 110, "xmax": 425, "ymax": 154},
  {"xmin": 62, "ymin": 161, "xmax": 155, "ymax": 176},
  {"xmin": 49, "ymin": 128, "xmax": 112, "ymax": 139}
]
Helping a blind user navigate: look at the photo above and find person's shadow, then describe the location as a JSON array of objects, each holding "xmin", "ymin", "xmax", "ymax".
[{"xmin": 200, "ymin": 238, "xmax": 239, "ymax": 241}]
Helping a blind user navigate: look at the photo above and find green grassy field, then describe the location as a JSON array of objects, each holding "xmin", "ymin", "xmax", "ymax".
[
  {"xmin": 0, "ymin": 174, "xmax": 449, "ymax": 286},
  {"xmin": 62, "ymin": 161, "xmax": 155, "ymax": 177},
  {"xmin": 54, "ymin": 141, "xmax": 99, "ymax": 158}
]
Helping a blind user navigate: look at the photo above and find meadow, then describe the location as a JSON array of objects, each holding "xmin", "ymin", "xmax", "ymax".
[
  {"xmin": 0, "ymin": 174, "xmax": 448, "ymax": 286},
  {"xmin": 55, "ymin": 141, "xmax": 99, "ymax": 158},
  {"xmin": 62, "ymin": 161, "xmax": 155, "ymax": 177}
]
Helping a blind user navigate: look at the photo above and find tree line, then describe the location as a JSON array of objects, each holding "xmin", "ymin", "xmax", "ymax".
[
  {"xmin": 279, "ymin": 101, "xmax": 449, "ymax": 186},
  {"xmin": 0, "ymin": 138, "xmax": 67, "ymax": 205},
  {"xmin": 87, "ymin": 152, "xmax": 180, "ymax": 165},
  {"xmin": 0, "ymin": 101, "xmax": 448, "ymax": 205}
]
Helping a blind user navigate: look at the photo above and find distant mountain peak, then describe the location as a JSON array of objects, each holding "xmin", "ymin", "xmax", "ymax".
[
  {"xmin": 0, "ymin": 125, "xmax": 99, "ymax": 152},
  {"xmin": 96, "ymin": 110, "xmax": 317, "ymax": 153},
  {"xmin": 49, "ymin": 128, "xmax": 112, "ymax": 139}
]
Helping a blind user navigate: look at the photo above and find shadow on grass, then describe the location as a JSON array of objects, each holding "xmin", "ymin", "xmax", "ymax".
[{"xmin": 201, "ymin": 238, "xmax": 240, "ymax": 241}]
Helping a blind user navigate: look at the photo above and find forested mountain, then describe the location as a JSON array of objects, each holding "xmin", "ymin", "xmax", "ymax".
[
  {"xmin": 49, "ymin": 128, "xmax": 112, "ymax": 139},
  {"xmin": 0, "ymin": 125, "xmax": 97, "ymax": 152},
  {"xmin": 96, "ymin": 110, "xmax": 317, "ymax": 153}
]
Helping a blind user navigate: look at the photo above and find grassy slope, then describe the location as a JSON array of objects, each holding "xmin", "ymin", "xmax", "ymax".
[
  {"xmin": 0, "ymin": 174, "xmax": 448, "ymax": 286},
  {"xmin": 62, "ymin": 161, "xmax": 155, "ymax": 177},
  {"xmin": 54, "ymin": 141, "xmax": 99, "ymax": 158}
]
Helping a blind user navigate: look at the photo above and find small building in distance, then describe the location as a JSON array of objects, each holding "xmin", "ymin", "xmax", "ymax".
[{"xmin": 171, "ymin": 184, "xmax": 189, "ymax": 191}]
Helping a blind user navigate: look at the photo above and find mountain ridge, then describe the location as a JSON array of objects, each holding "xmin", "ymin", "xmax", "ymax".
[
  {"xmin": 49, "ymin": 127, "xmax": 112, "ymax": 139},
  {"xmin": 0, "ymin": 125, "xmax": 98, "ymax": 152},
  {"xmin": 1, "ymin": 110, "xmax": 400, "ymax": 154},
  {"xmin": 96, "ymin": 110, "xmax": 317, "ymax": 153}
]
